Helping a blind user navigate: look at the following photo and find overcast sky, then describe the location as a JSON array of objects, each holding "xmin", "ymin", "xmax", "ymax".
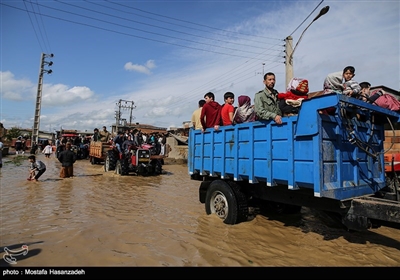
[{"xmin": 1, "ymin": 0, "xmax": 399, "ymax": 133}]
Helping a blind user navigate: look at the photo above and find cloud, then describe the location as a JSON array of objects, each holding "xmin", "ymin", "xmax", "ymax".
[
  {"xmin": 1, "ymin": 1, "xmax": 398, "ymax": 133},
  {"xmin": 124, "ymin": 60, "xmax": 156, "ymax": 75},
  {"xmin": 0, "ymin": 71, "xmax": 96, "ymax": 107},
  {"xmin": 42, "ymin": 84, "xmax": 96, "ymax": 106},
  {"xmin": 0, "ymin": 71, "xmax": 35, "ymax": 100}
]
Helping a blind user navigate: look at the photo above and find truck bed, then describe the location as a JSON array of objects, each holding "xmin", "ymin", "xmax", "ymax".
[
  {"xmin": 89, "ymin": 141, "xmax": 111, "ymax": 160},
  {"xmin": 189, "ymin": 94, "xmax": 400, "ymax": 201}
]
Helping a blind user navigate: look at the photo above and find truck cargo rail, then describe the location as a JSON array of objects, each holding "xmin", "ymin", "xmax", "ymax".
[{"xmin": 188, "ymin": 94, "xmax": 400, "ymax": 231}]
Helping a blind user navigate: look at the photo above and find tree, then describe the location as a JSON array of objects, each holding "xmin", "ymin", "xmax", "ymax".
[{"xmin": 4, "ymin": 127, "xmax": 22, "ymax": 141}]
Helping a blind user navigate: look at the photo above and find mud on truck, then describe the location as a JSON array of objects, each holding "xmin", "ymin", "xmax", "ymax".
[{"xmin": 188, "ymin": 94, "xmax": 400, "ymax": 232}]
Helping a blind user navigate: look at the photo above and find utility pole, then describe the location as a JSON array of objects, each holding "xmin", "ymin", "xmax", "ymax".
[
  {"xmin": 285, "ymin": 6, "xmax": 329, "ymax": 86},
  {"xmin": 256, "ymin": 63, "xmax": 266, "ymax": 76},
  {"xmin": 285, "ymin": 36, "xmax": 294, "ymax": 87},
  {"xmin": 32, "ymin": 53, "xmax": 54, "ymax": 145},
  {"xmin": 115, "ymin": 99, "xmax": 136, "ymax": 131}
]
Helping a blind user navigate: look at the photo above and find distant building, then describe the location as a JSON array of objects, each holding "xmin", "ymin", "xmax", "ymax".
[
  {"xmin": 111, "ymin": 123, "xmax": 167, "ymax": 135},
  {"xmin": 370, "ymin": 85, "xmax": 400, "ymax": 100}
]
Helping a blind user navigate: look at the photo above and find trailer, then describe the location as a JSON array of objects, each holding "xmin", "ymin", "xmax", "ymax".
[
  {"xmin": 89, "ymin": 141, "xmax": 112, "ymax": 165},
  {"xmin": 188, "ymin": 94, "xmax": 400, "ymax": 231}
]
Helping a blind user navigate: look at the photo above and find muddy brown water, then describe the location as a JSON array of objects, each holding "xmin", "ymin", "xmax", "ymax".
[{"xmin": 1, "ymin": 154, "xmax": 400, "ymax": 269}]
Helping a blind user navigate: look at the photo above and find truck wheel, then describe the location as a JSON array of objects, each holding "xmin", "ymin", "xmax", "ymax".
[
  {"xmin": 205, "ymin": 180, "xmax": 248, "ymax": 225},
  {"xmin": 104, "ymin": 151, "xmax": 116, "ymax": 171},
  {"xmin": 227, "ymin": 181, "xmax": 249, "ymax": 222}
]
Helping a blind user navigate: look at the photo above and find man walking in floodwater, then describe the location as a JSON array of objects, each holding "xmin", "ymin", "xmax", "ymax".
[{"xmin": 57, "ymin": 142, "xmax": 77, "ymax": 178}]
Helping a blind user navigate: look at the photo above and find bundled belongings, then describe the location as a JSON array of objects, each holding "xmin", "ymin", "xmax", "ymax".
[{"xmin": 278, "ymin": 77, "xmax": 309, "ymax": 116}]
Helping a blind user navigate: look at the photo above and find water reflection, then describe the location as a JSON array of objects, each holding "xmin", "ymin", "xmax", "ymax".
[{"xmin": 0, "ymin": 155, "xmax": 399, "ymax": 267}]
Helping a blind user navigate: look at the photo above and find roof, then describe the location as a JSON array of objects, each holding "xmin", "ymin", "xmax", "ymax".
[{"xmin": 112, "ymin": 123, "xmax": 167, "ymax": 134}]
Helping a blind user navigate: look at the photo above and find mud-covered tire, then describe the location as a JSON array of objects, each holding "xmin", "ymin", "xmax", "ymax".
[
  {"xmin": 205, "ymin": 180, "xmax": 248, "ymax": 225},
  {"xmin": 115, "ymin": 159, "xmax": 129, "ymax": 175},
  {"xmin": 227, "ymin": 181, "xmax": 249, "ymax": 222},
  {"xmin": 104, "ymin": 150, "xmax": 117, "ymax": 171}
]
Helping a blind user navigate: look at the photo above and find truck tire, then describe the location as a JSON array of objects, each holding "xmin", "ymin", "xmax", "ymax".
[
  {"xmin": 115, "ymin": 159, "xmax": 128, "ymax": 175},
  {"xmin": 205, "ymin": 180, "xmax": 248, "ymax": 225},
  {"xmin": 104, "ymin": 151, "xmax": 116, "ymax": 171}
]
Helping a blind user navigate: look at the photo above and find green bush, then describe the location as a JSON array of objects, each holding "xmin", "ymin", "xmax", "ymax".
[{"xmin": 4, "ymin": 127, "xmax": 22, "ymax": 141}]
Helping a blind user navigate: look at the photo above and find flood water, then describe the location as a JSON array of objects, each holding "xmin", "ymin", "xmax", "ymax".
[{"xmin": 1, "ymin": 153, "xmax": 400, "ymax": 269}]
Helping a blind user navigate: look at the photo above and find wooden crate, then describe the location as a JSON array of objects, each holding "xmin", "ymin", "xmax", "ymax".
[
  {"xmin": 89, "ymin": 141, "xmax": 110, "ymax": 159},
  {"xmin": 384, "ymin": 131, "xmax": 400, "ymax": 166}
]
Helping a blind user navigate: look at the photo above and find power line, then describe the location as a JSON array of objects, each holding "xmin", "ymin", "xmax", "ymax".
[
  {"xmin": 85, "ymin": 0, "xmax": 280, "ymax": 47},
  {"xmin": 2, "ymin": 1, "xmax": 286, "ymax": 124},
  {"xmin": 53, "ymin": 0, "xmax": 280, "ymax": 56},
  {"xmin": 33, "ymin": 0, "xmax": 53, "ymax": 53},
  {"xmin": 5, "ymin": 2, "xmax": 282, "ymax": 61},
  {"xmin": 289, "ymin": 0, "xmax": 325, "ymax": 37},
  {"xmin": 105, "ymin": 0, "xmax": 282, "ymax": 42},
  {"xmin": 22, "ymin": 0, "xmax": 45, "ymax": 51}
]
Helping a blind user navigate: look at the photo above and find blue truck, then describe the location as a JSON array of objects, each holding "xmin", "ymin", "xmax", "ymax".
[{"xmin": 188, "ymin": 94, "xmax": 400, "ymax": 231}]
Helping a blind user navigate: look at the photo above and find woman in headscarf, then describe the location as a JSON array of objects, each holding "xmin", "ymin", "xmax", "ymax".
[{"xmin": 233, "ymin": 95, "xmax": 256, "ymax": 124}]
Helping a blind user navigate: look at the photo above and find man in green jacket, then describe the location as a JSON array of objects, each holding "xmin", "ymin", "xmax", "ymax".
[{"xmin": 254, "ymin": 72, "xmax": 282, "ymax": 125}]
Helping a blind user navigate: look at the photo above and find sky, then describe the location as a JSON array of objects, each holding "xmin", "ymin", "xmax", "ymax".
[{"xmin": 1, "ymin": 0, "xmax": 399, "ymax": 134}]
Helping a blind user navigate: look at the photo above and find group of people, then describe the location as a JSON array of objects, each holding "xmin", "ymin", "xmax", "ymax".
[
  {"xmin": 91, "ymin": 126, "xmax": 168, "ymax": 159},
  {"xmin": 27, "ymin": 141, "xmax": 77, "ymax": 182},
  {"xmin": 322, "ymin": 66, "xmax": 400, "ymax": 112},
  {"xmin": 24, "ymin": 124, "xmax": 170, "ymax": 182},
  {"xmin": 191, "ymin": 91, "xmax": 258, "ymax": 132},
  {"xmin": 192, "ymin": 66, "xmax": 400, "ymax": 131},
  {"xmin": 92, "ymin": 126, "xmax": 112, "ymax": 142},
  {"xmin": 15, "ymin": 136, "xmax": 27, "ymax": 155},
  {"xmin": 191, "ymin": 72, "xmax": 303, "ymax": 131},
  {"xmin": 55, "ymin": 134, "xmax": 91, "ymax": 159}
]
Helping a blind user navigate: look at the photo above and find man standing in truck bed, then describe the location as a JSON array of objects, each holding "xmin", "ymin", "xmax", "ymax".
[
  {"xmin": 200, "ymin": 91, "xmax": 222, "ymax": 132},
  {"xmin": 254, "ymin": 72, "xmax": 282, "ymax": 125},
  {"xmin": 99, "ymin": 126, "xmax": 111, "ymax": 142}
]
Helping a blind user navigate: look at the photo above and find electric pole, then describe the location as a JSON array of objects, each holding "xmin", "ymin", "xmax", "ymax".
[
  {"xmin": 285, "ymin": 36, "xmax": 294, "ymax": 87},
  {"xmin": 32, "ymin": 53, "xmax": 54, "ymax": 145},
  {"xmin": 255, "ymin": 63, "xmax": 266, "ymax": 76},
  {"xmin": 285, "ymin": 6, "xmax": 329, "ymax": 86},
  {"xmin": 115, "ymin": 99, "xmax": 136, "ymax": 130}
]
